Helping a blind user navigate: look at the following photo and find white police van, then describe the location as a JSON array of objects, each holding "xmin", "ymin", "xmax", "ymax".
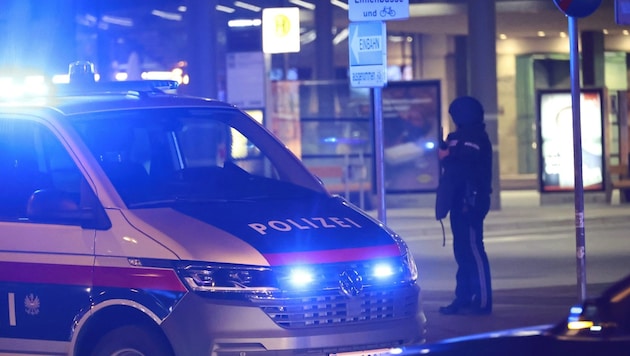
[{"xmin": 0, "ymin": 63, "xmax": 426, "ymax": 355}]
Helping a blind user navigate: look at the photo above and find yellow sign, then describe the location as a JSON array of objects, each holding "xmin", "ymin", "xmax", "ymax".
[
  {"xmin": 263, "ymin": 8, "xmax": 300, "ymax": 54},
  {"xmin": 274, "ymin": 14, "xmax": 291, "ymax": 37}
]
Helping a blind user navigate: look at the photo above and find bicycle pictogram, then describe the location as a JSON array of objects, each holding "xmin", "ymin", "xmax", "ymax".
[{"xmin": 380, "ymin": 6, "xmax": 396, "ymax": 17}]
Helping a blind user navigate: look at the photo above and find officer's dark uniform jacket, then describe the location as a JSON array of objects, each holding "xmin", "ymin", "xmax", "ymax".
[
  {"xmin": 435, "ymin": 100, "xmax": 492, "ymax": 220},
  {"xmin": 435, "ymin": 95, "xmax": 493, "ymax": 312}
]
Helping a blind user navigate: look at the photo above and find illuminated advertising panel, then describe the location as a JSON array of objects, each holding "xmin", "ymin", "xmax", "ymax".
[
  {"xmin": 381, "ymin": 80, "xmax": 441, "ymax": 193},
  {"xmin": 537, "ymin": 89, "xmax": 605, "ymax": 192}
]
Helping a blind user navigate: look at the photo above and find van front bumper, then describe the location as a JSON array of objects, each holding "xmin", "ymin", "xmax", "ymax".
[{"xmin": 161, "ymin": 285, "xmax": 426, "ymax": 356}]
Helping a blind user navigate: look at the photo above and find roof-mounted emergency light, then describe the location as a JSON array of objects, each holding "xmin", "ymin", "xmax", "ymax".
[
  {"xmin": 68, "ymin": 61, "xmax": 96, "ymax": 85},
  {"xmin": 54, "ymin": 61, "xmax": 179, "ymax": 96}
]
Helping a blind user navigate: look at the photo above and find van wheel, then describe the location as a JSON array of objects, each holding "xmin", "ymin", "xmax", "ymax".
[{"xmin": 91, "ymin": 325, "xmax": 173, "ymax": 356}]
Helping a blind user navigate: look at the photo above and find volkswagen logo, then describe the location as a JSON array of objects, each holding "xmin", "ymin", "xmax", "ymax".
[{"xmin": 339, "ymin": 269, "xmax": 363, "ymax": 297}]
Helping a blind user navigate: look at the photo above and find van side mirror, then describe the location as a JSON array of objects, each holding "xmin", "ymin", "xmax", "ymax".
[{"xmin": 26, "ymin": 189, "xmax": 109, "ymax": 229}]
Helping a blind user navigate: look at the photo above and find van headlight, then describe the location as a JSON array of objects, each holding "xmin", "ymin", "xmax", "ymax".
[
  {"xmin": 367, "ymin": 254, "xmax": 417, "ymax": 286},
  {"xmin": 380, "ymin": 227, "xmax": 418, "ymax": 284},
  {"xmin": 394, "ymin": 235, "xmax": 418, "ymax": 283},
  {"xmin": 177, "ymin": 263, "xmax": 279, "ymax": 294},
  {"xmin": 403, "ymin": 249, "xmax": 418, "ymax": 282}
]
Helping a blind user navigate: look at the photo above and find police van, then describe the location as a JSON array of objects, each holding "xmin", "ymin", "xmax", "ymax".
[{"xmin": 0, "ymin": 63, "xmax": 426, "ymax": 355}]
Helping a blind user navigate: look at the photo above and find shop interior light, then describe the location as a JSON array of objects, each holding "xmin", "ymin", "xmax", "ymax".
[
  {"xmin": 301, "ymin": 30, "xmax": 317, "ymax": 45},
  {"xmin": 289, "ymin": 0, "xmax": 315, "ymax": 10},
  {"xmin": 228, "ymin": 19, "xmax": 262, "ymax": 28},
  {"xmin": 151, "ymin": 10, "xmax": 182, "ymax": 21},
  {"xmin": 101, "ymin": 15, "xmax": 133, "ymax": 27},
  {"xmin": 216, "ymin": 5, "xmax": 235, "ymax": 13},
  {"xmin": 388, "ymin": 35, "xmax": 405, "ymax": 43},
  {"xmin": 234, "ymin": 1, "xmax": 261, "ymax": 12},
  {"xmin": 409, "ymin": 3, "xmax": 462, "ymax": 17},
  {"xmin": 331, "ymin": 0, "xmax": 348, "ymax": 10},
  {"xmin": 333, "ymin": 28, "xmax": 348, "ymax": 45}
]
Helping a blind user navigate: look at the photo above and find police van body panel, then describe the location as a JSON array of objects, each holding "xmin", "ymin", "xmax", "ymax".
[{"xmin": 0, "ymin": 76, "xmax": 426, "ymax": 355}]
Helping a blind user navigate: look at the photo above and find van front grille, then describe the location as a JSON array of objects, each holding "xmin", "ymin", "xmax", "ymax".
[{"xmin": 253, "ymin": 287, "xmax": 417, "ymax": 328}]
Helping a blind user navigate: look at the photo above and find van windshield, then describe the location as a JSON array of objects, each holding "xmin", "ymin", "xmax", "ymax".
[{"xmin": 69, "ymin": 107, "xmax": 325, "ymax": 207}]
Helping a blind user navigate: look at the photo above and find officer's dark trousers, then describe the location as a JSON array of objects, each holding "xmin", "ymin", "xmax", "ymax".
[{"xmin": 449, "ymin": 195, "xmax": 492, "ymax": 311}]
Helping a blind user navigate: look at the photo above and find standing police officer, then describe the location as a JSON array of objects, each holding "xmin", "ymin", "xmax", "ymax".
[{"xmin": 435, "ymin": 96, "xmax": 493, "ymax": 315}]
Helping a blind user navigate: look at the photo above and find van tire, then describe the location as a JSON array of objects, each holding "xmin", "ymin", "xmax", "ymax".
[{"xmin": 91, "ymin": 324, "xmax": 174, "ymax": 356}]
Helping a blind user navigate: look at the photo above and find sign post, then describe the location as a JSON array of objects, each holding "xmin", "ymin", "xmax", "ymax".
[
  {"xmin": 348, "ymin": 1, "xmax": 408, "ymax": 223},
  {"xmin": 346, "ymin": 21, "xmax": 387, "ymax": 222},
  {"xmin": 552, "ymin": 0, "xmax": 602, "ymax": 303}
]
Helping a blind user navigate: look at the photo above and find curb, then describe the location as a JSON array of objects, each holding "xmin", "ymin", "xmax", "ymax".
[{"xmin": 377, "ymin": 205, "xmax": 630, "ymax": 240}]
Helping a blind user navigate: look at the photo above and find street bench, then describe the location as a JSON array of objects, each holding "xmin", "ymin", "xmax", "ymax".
[{"xmin": 308, "ymin": 165, "xmax": 371, "ymax": 196}]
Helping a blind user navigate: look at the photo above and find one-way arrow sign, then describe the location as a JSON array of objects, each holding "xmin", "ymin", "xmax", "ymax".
[
  {"xmin": 350, "ymin": 23, "xmax": 385, "ymax": 65},
  {"xmin": 349, "ymin": 21, "xmax": 387, "ymax": 87}
]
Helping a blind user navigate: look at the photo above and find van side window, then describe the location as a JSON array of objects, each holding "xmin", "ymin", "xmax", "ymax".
[
  {"xmin": 177, "ymin": 120, "xmax": 277, "ymax": 179},
  {"xmin": 0, "ymin": 118, "xmax": 83, "ymax": 224}
]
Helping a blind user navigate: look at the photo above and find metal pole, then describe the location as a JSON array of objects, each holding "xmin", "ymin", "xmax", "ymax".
[
  {"xmin": 344, "ymin": 153, "xmax": 350, "ymax": 200},
  {"xmin": 373, "ymin": 87, "xmax": 387, "ymax": 223},
  {"xmin": 359, "ymin": 151, "xmax": 365, "ymax": 210},
  {"xmin": 568, "ymin": 16, "xmax": 587, "ymax": 302},
  {"xmin": 619, "ymin": 93, "xmax": 629, "ymax": 168}
]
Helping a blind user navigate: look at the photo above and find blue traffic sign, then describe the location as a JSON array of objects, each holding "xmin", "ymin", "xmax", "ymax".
[
  {"xmin": 349, "ymin": 22, "xmax": 386, "ymax": 66},
  {"xmin": 348, "ymin": 22, "xmax": 387, "ymax": 88},
  {"xmin": 348, "ymin": 0, "xmax": 409, "ymax": 22},
  {"xmin": 553, "ymin": 0, "xmax": 602, "ymax": 18}
]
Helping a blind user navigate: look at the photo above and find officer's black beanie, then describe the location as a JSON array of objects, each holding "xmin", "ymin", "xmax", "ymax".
[{"xmin": 448, "ymin": 96, "xmax": 484, "ymax": 126}]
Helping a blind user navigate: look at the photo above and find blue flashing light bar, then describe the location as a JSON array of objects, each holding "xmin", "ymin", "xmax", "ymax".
[{"xmin": 52, "ymin": 80, "xmax": 179, "ymax": 96}]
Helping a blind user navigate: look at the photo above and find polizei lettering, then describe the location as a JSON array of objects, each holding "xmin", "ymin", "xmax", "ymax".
[{"xmin": 248, "ymin": 217, "xmax": 362, "ymax": 235}]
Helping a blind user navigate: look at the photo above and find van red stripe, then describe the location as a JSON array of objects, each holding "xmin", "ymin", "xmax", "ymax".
[
  {"xmin": 263, "ymin": 244, "xmax": 400, "ymax": 266},
  {"xmin": 93, "ymin": 266, "xmax": 187, "ymax": 292},
  {"xmin": 0, "ymin": 261, "xmax": 186, "ymax": 292},
  {"xmin": 0, "ymin": 261, "xmax": 92, "ymax": 285}
]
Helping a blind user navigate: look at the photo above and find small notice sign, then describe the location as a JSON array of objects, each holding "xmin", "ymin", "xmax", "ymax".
[{"xmin": 616, "ymin": 0, "xmax": 630, "ymax": 25}]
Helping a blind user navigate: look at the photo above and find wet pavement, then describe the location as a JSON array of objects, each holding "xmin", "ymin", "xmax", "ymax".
[{"xmin": 370, "ymin": 190, "xmax": 630, "ymax": 344}]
